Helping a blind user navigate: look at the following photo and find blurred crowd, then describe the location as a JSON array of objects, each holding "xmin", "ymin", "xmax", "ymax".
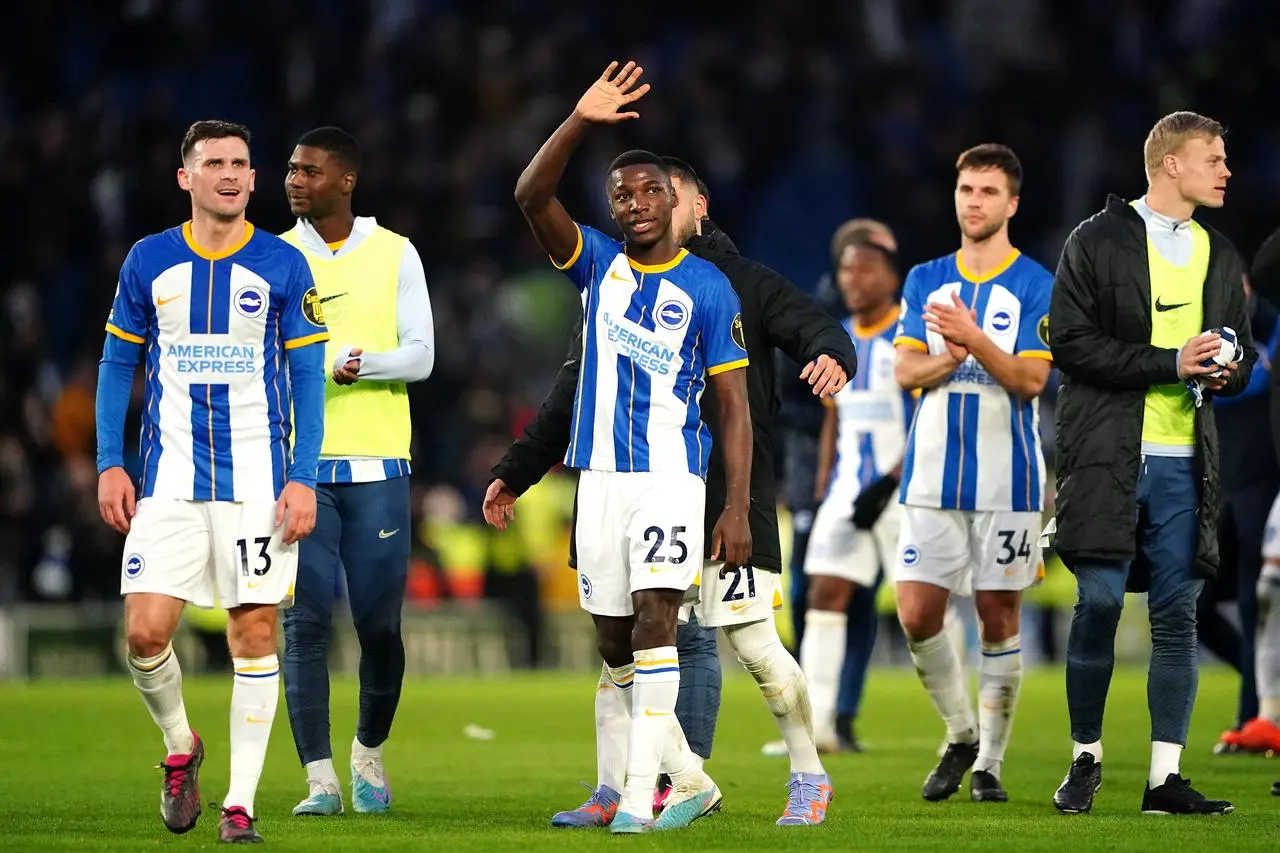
[{"xmin": 2, "ymin": 0, "xmax": 1279, "ymax": 632}]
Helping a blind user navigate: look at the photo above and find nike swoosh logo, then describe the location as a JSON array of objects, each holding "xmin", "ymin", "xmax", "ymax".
[
  {"xmin": 245, "ymin": 715, "xmax": 272, "ymax": 724},
  {"xmin": 319, "ymin": 293, "xmax": 347, "ymax": 304},
  {"xmin": 1155, "ymin": 297, "xmax": 1190, "ymax": 312},
  {"xmin": 729, "ymin": 602, "xmax": 750, "ymax": 612},
  {"xmin": 378, "ymin": 528, "xmax": 399, "ymax": 539},
  {"xmin": 643, "ymin": 709, "xmax": 672, "ymax": 717},
  {"xmin": 157, "ymin": 295, "xmax": 183, "ymax": 306},
  {"xmin": 608, "ymin": 270, "xmax": 632, "ymax": 283}
]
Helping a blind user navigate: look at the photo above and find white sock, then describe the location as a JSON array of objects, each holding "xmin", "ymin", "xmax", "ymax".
[
  {"xmin": 799, "ymin": 609, "xmax": 846, "ymax": 747},
  {"xmin": 128, "ymin": 644, "xmax": 195, "ymax": 756},
  {"xmin": 944, "ymin": 601, "xmax": 968, "ymax": 672},
  {"xmin": 352, "ymin": 735, "xmax": 382, "ymax": 761},
  {"xmin": 225, "ymin": 655, "xmax": 280, "ymax": 816},
  {"xmin": 1073, "ymin": 740, "xmax": 1102, "ymax": 762},
  {"xmin": 907, "ymin": 629, "xmax": 977, "ymax": 743},
  {"xmin": 1256, "ymin": 567, "xmax": 1280, "ymax": 723},
  {"xmin": 596, "ymin": 662, "xmax": 633, "ymax": 794},
  {"xmin": 1149, "ymin": 740, "xmax": 1182, "ymax": 788},
  {"xmin": 729, "ymin": 618, "xmax": 824, "ymax": 775},
  {"xmin": 305, "ymin": 758, "xmax": 340, "ymax": 793},
  {"xmin": 974, "ymin": 635, "xmax": 1023, "ymax": 778},
  {"xmin": 619, "ymin": 647, "xmax": 680, "ymax": 817}
]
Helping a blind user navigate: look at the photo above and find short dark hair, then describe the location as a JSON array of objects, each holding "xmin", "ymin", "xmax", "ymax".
[
  {"xmin": 606, "ymin": 149, "xmax": 669, "ymax": 184},
  {"xmin": 297, "ymin": 126, "xmax": 361, "ymax": 172},
  {"xmin": 955, "ymin": 143, "xmax": 1023, "ymax": 196},
  {"xmin": 181, "ymin": 120, "xmax": 251, "ymax": 165},
  {"xmin": 845, "ymin": 235, "xmax": 899, "ymax": 276},
  {"xmin": 661, "ymin": 156, "xmax": 710, "ymax": 207}
]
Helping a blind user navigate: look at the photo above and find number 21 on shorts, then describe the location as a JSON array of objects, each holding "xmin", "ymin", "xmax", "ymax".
[{"xmin": 720, "ymin": 565, "xmax": 756, "ymax": 602}]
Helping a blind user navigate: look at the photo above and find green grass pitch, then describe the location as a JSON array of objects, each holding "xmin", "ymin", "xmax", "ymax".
[{"xmin": 1, "ymin": 667, "xmax": 1276, "ymax": 850}]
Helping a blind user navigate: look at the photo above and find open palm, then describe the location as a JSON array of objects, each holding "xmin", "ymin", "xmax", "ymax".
[{"xmin": 575, "ymin": 60, "xmax": 651, "ymax": 124}]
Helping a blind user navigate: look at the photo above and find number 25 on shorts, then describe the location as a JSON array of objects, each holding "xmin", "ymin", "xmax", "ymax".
[{"xmin": 642, "ymin": 525, "xmax": 689, "ymax": 565}]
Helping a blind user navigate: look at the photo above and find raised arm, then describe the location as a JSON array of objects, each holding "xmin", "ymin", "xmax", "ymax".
[{"xmin": 514, "ymin": 61, "xmax": 650, "ymax": 266}]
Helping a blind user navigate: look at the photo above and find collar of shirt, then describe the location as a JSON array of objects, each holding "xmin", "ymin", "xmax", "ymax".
[{"xmin": 293, "ymin": 215, "xmax": 378, "ymax": 256}]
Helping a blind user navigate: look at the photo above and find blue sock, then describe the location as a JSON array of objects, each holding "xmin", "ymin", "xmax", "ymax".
[{"xmin": 675, "ymin": 613, "xmax": 721, "ymax": 760}]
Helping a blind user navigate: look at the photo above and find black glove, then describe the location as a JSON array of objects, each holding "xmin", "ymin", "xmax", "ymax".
[{"xmin": 851, "ymin": 473, "xmax": 899, "ymax": 530}]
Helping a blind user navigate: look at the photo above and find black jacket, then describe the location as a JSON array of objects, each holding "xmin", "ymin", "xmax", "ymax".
[
  {"xmin": 1049, "ymin": 194, "xmax": 1255, "ymax": 589},
  {"xmin": 490, "ymin": 220, "xmax": 859, "ymax": 571}
]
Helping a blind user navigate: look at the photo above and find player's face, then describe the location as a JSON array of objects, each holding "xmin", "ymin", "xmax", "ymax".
[
  {"xmin": 1172, "ymin": 135, "xmax": 1230, "ymax": 208},
  {"xmin": 837, "ymin": 244, "xmax": 898, "ymax": 314},
  {"xmin": 177, "ymin": 136, "xmax": 254, "ymax": 222},
  {"xmin": 954, "ymin": 167, "xmax": 1018, "ymax": 243},
  {"xmin": 608, "ymin": 165, "xmax": 675, "ymax": 248},
  {"xmin": 285, "ymin": 145, "xmax": 354, "ymax": 219},
  {"xmin": 669, "ymin": 175, "xmax": 706, "ymax": 246}
]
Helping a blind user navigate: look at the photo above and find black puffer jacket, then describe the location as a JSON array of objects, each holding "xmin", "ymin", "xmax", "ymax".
[{"xmin": 1049, "ymin": 195, "xmax": 1255, "ymax": 590}]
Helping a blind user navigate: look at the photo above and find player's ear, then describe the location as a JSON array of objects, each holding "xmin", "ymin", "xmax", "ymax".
[
  {"xmin": 695, "ymin": 194, "xmax": 708, "ymax": 220},
  {"xmin": 176, "ymin": 167, "xmax": 192, "ymax": 192},
  {"xmin": 345, "ymin": 171, "xmax": 357, "ymax": 195},
  {"xmin": 1007, "ymin": 195, "xmax": 1019, "ymax": 219},
  {"xmin": 247, "ymin": 168, "xmax": 256, "ymax": 193}
]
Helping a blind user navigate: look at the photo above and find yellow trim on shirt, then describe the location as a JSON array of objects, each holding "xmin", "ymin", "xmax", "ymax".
[
  {"xmin": 551, "ymin": 226, "xmax": 584, "ymax": 270},
  {"xmin": 1018, "ymin": 350, "xmax": 1053, "ymax": 361},
  {"xmin": 627, "ymin": 248, "xmax": 688, "ymax": 274},
  {"xmin": 106, "ymin": 323, "xmax": 145, "ymax": 344},
  {"xmin": 326, "ymin": 239, "xmax": 346, "ymax": 252},
  {"xmin": 284, "ymin": 332, "xmax": 330, "ymax": 350},
  {"xmin": 182, "ymin": 221, "xmax": 254, "ymax": 260},
  {"xmin": 956, "ymin": 248, "xmax": 1020, "ymax": 283},
  {"xmin": 707, "ymin": 357, "xmax": 749, "ymax": 376},
  {"xmin": 893, "ymin": 336, "xmax": 928, "ymax": 351},
  {"xmin": 853, "ymin": 306, "xmax": 901, "ymax": 339}
]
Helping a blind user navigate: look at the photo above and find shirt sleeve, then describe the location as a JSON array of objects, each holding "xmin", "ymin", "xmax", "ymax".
[
  {"xmin": 281, "ymin": 249, "xmax": 330, "ymax": 350},
  {"xmin": 1016, "ymin": 271, "xmax": 1053, "ymax": 359},
  {"xmin": 700, "ymin": 271, "xmax": 750, "ymax": 375},
  {"xmin": 353, "ymin": 240, "xmax": 436, "ymax": 383},
  {"xmin": 893, "ymin": 266, "xmax": 928, "ymax": 350},
  {"xmin": 551, "ymin": 224, "xmax": 615, "ymax": 292},
  {"xmin": 105, "ymin": 242, "xmax": 150, "ymax": 344}
]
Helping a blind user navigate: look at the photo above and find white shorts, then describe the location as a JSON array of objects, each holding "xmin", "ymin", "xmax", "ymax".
[
  {"xmin": 804, "ymin": 495, "xmax": 901, "ymax": 588},
  {"xmin": 680, "ymin": 561, "xmax": 783, "ymax": 628},
  {"xmin": 575, "ymin": 470, "xmax": 705, "ymax": 617},
  {"xmin": 895, "ymin": 506, "xmax": 1041, "ymax": 593},
  {"xmin": 120, "ymin": 498, "xmax": 298, "ymax": 610},
  {"xmin": 1264, "ymin": 494, "xmax": 1280, "ymax": 562}
]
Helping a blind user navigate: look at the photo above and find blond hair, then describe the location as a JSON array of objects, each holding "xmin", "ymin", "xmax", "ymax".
[{"xmin": 1144, "ymin": 111, "xmax": 1225, "ymax": 177}]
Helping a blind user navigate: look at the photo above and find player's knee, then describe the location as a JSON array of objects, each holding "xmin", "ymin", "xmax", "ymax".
[
  {"xmin": 125, "ymin": 623, "xmax": 173, "ymax": 659},
  {"xmin": 725, "ymin": 619, "xmax": 783, "ymax": 672},
  {"xmin": 631, "ymin": 607, "xmax": 676, "ymax": 652},
  {"xmin": 226, "ymin": 606, "xmax": 278, "ymax": 658},
  {"xmin": 975, "ymin": 591, "xmax": 1021, "ymax": 641},
  {"xmin": 897, "ymin": 598, "xmax": 945, "ymax": 642},
  {"xmin": 806, "ymin": 574, "xmax": 852, "ymax": 613}
]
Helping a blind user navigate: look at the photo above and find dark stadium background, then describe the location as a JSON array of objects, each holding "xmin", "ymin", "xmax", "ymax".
[{"xmin": 1, "ymin": 0, "xmax": 1277, "ymax": 676}]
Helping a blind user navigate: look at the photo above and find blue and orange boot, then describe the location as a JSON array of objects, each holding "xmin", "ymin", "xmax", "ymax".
[
  {"xmin": 776, "ymin": 772, "xmax": 834, "ymax": 826},
  {"xmin": 550, "ymin": 785, "xmax": 619, "ymax": 828}
]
